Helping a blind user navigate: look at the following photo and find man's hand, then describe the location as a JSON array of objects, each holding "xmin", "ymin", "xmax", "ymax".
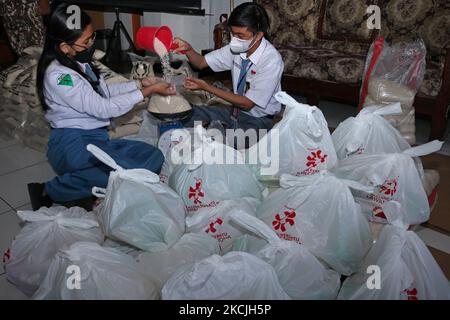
[
  {"xmin": 172, "ymin": 37, "xmax": 192, "ymax": 54},
  {"xmin": 141, "ymin": 76, "xmax": 162, "ymax": 87},
  {"xmin": 152, "ymin": 82, "xmax": 176, "ymax": 96},
  {"xmin": 184, "ymin": 77, "xmax": 209, "ymax": 91}
]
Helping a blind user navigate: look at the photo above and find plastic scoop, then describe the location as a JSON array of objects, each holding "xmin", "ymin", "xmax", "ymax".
[{"xmin": 136, "ymin": 26, "xmax": 187, "ymax": 54}]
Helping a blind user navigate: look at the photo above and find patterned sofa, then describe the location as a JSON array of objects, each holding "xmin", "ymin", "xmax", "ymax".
[{"xmin": 255, "ymin": 0, "xmax": 450, "ymax": 140}]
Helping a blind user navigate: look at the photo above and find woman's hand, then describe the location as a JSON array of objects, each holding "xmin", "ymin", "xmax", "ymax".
[
  {"xmin": 172, "ymin": 37, "xmax": 192, "ymax": 54},
  {"xmin": 151, "ymin": 82, "xmax": 176, "ymax": 96},
  {"xmin": 184, "ymin": 77, "xmax": 208, "ymax": 91},
  {"xmin": 141, "ymin": 76, "xmax": 162, "ymax": 87}
]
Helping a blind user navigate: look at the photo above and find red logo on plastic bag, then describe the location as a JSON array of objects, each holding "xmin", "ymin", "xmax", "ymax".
[
  {"xmin": 372, "ymin": 206, "xmax": 387, "ymax": 220},
  {"xmin": 272, "ymin": 208, "xmax": 296, "ymax": 232},
  {"xmin": 403, "ymin": 287, "xmax": 418, "ymax": 300},
  {"xmin": 306, "ymin": 150, "xmax": 328, "ymax": 169},
  {"xmin": 379, "ymin": 178, "xmax": 398, "ymax": 197},
  {"xmin": 188, "ymin": 178, "xmax": 205, "ymax": 204},
  {"xmin": 3, "ymin": 248, "xmax": 11, "ymax": 263},
  {"xmin": 205, "ymin": 217, "xmax": 223, "ymax": 234}
]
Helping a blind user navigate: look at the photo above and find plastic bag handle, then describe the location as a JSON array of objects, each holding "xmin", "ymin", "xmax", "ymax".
[
  {"xmin": 118, "ymin": 169, "xmax": 160, "ymax": 184},
  {"xmin": 280, "ymin": 173, "xmax": 373, "ymax": 193},
  {"xmin": 344, "ymin": 121, "xmax": 370, "ymax": 154},
  {"xmin": 372, "ymin": 102, "xmax": 402, "ymax": 116},
  {"xmin": 274, "ymin": 91, "xmax": 302, "ymax": 107},
  {"xmin": 279, "ymin": 173, "xmax": 323, "ymax": 189},
  {"xmin": 229, "ymin": 210, "xmax": 281, "ymax": 245},
  {"xmin": 402, "ymin": 140, "xmax": 443, "ymax": 157},
  {"xmin": 380, "ymin": 200, "xmax": 408, "ymax": 229},
  {"xmin": 92, "ymin": 187, "xmax": 106, "ymax": 198},
  {"xmin": 339, "ymin": 178, "xmax": 375, "ymax": 193},
  {"xmin": 17, "ymin": 211, "xmax": 99, "ymax": 229},
  {"xmin": 87, "ymin": 144, "xmax": 160, "ymax": 184},
  {"xmin": 87, "ymin": 144, "xmax": 122, "ymax": 171},
  {"xmin": 274, "ymin": 91, "xmax": 322, "ymax": 138}
]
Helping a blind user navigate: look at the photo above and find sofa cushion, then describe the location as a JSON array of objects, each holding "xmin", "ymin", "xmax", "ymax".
[
  {"xmin": 418, "ymin": 59, "xmax": 445, "ymax": 98},
  {"xmin": 279, "ymin": 46, "xmax": 366, "ymax": 84},
  {"xmin": 318, "ymin": 0, "xmax": 381, "ymax": 43},
  {"xmin": 0, "ymin": 0, "xmax": 45, "ymax": 56},
  {"xmin": 381, "ymin": 0, "xmax": 450, "ymax": 58},
  {"xmin": 255, "ymin": 0, "xmax": 322, "ymax": 48}
]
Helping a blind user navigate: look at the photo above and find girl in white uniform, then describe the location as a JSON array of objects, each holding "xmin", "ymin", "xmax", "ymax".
[{"xmin": 28, "ymin": 4, "xmax": 175, "ymax": 210}]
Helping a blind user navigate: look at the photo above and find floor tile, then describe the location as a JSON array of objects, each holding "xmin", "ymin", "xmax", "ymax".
[
  {"xmin": 0, "ymin": 136, "xmax": 18, "ymax": 150},
  {"xmin": 15, "ymin": 203, "xmax": 33, "ymax": 212},
  {"xmin": 0, "ymin": 144, "xmax": 47, "ymax": 176},
  {"xmin": 0, "ymin": 161, "xmax": 56, "ymax": 209},
  {"xmin": 0, "ymin": 198, "xmax": 13, "ymax": 215},
  {"xmin": 0, "ymin": 211, "xmax": 22, "ymax": 270},
  {"xmin": 0, "ymin": 274, "xmax": 29, "ymax": 300}
]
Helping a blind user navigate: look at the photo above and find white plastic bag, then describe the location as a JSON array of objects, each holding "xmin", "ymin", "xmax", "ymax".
[
  {"xmin": 169, "ymin": 126, "xmax": 265, "ymax": 216},
  {"xmin": 88, "ymin": 144, "xmax": 186, "ymax": 252},
  {"xmin": 186, "ymin": 197, "xmax": 260, "ymax": 254},
  {"xmin": 332, "ymin": 103, "xmax": 412, "ymax": 159},
  {"xmin": 137, "ymin": 233, "xmax": 220, "ymax": 291},
  {"xmin": 338, "ymin": 223, "xmax": 450, "ymax": 300},
  {"xmin": 3, "ymin": 206, "xmax": 103, "ymax": 297},
  {"xmin": 247, "ymin": 91, "xmax": 337, "ymax": 179},
  {"xmin": 102, "ymin": 238, "xmax": 142, "ymax": 259},
  {"xmin": 230, "ymin": 211, "xmax": 340, "ymax": 300},
  {"xmin": 257, "ymin": 173, "xmax": 373, "ymax": 275},
  {"xmin": 161, "ymin": 251, "xmax": 290, "ymax": 300},
  {"xmin": 33, "ymin": 242, "xmax": 159, "ymax": 300},
  {"xmin": 332, "ymin": 141, "xmax": 443, "ymax": 225}
]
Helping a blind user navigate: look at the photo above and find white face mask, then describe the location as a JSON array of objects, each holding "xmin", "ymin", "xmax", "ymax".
[{"xmin": 229, "ymin": 35, "xmax": 257, "ymax": 54}]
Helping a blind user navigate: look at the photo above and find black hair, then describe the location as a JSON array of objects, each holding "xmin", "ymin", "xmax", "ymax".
[
  {"xmin": 37, "ymin": 3, "xmax": 100, "ymax": 111},
  {"xmin": 227, "ymin": 3, "xmax": 270, "ymax": 36}
]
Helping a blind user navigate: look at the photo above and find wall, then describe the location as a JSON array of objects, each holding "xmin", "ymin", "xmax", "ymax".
[{"xmin": 103, "ymin": 0, "xmax": 251, "ymax": 52}]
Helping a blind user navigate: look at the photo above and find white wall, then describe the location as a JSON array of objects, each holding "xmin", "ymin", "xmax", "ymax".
[{"xmin": 104, "ymin": 0, "xmax": 251, "ymax": 52}]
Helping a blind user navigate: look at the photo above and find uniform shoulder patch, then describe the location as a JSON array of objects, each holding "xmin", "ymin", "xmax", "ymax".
[{"xmin": 57, "ymin": 74, "xmax": 74, "ymax": 87}]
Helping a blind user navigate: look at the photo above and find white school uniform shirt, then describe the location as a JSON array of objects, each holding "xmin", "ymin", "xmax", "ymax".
[
  {"xmin": 44, "ymin": 60, "xmax": 144, "ymax": 129},
  {"xmin": 205, "ymin": 37, "xmax": 284, "ymax": 118}
]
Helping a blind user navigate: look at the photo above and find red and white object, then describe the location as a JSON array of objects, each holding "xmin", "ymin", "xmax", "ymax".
[
  {"xmin": 338, "ymin": 222, "xmax": 450, "ymax": 300},
  {"xmin": 332, "ymin": 140, "xmax": 443, "ymax": 225},
  {"xmin": 257, "ymin": 173, "xmax": 373, "ymax": 275},
  {"xmin": 186, "ymin": 197, "xmax": 260, "ymax": 254},
  {"xmin": 229, "ymin": 211, "xmax": 341, "ymax": 300},
  {"xmin": 247, "ymin": 91, "xmax": 337, "ymax": 179},
  {"xmin": 332, "ymin": 103, "xmax": 411, "ymax": 159},
  {"xmin": 169, "ymin": 126, "xmax": 265, "ymax": 217}
]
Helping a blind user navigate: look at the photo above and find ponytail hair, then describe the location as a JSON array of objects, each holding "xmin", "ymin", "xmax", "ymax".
[{"xmin": 37, "ymin": 3, "xmax": 101, "ymax": 111}]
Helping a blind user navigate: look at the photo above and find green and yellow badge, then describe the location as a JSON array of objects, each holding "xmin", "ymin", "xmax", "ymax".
[{"xmin": 57, "ymin": 74, "xmax": 74, "ymax": 87}]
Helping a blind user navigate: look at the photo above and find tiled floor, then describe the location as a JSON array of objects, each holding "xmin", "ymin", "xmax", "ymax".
[
  {"xmin": 0, "ymin": 99, "xmax": 449, "ymax": 299},
  {"xmin": 0, "ymin": 136, "xmax": 56, "ymax": 300}
]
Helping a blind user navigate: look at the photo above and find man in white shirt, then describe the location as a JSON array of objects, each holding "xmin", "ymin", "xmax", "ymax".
[{"xmin": 174, "ymin": 2, "xmax": 284, "ymax": 135}]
